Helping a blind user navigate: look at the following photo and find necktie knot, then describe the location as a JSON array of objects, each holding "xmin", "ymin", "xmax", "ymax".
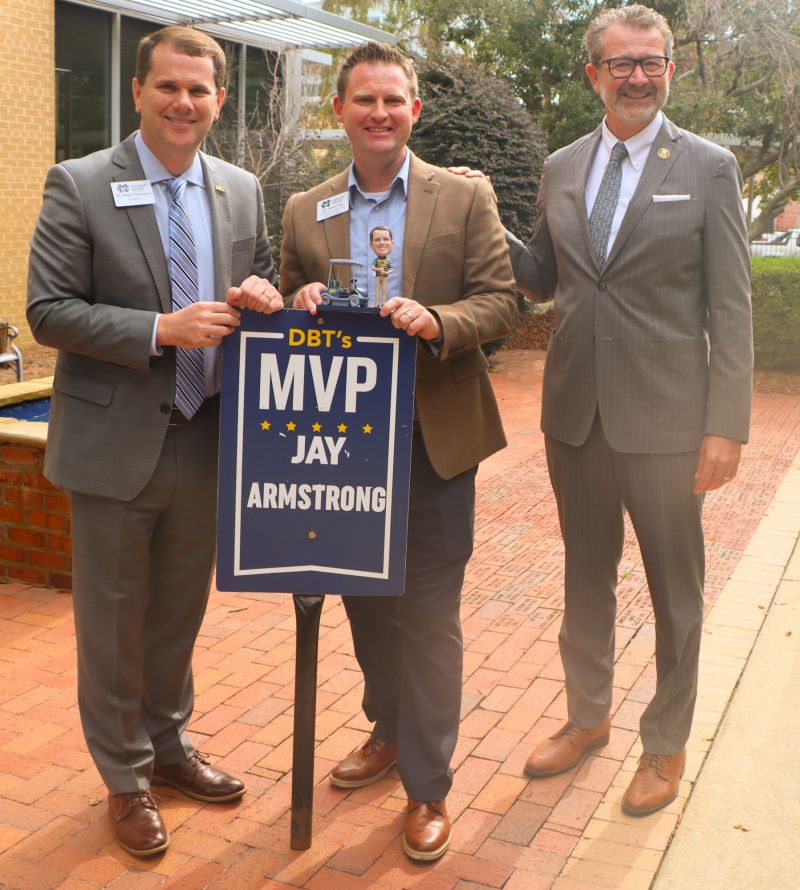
[
  {"xmin": 609, "ymin": 141, "xmax": 628, "ymax": 166},
  {"xmin": 169, "ymin": 177, "xmax": 187, "ymax": 203}
]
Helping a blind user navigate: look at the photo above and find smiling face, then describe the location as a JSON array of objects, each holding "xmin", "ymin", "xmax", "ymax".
[
  {"xmin": 371, "ymin": 228, "xmax": 393, "ymax": 257},
  {"xmin": 586, "ymin": 25, "xmax": 674, "ymax": 140},
  {"xmin": 132, "ymin": 41, "xmax": 225, "ymax": 174},
  {"xmin": 332, "ymin": 61, "xmax": 421, "ymax": 171}
]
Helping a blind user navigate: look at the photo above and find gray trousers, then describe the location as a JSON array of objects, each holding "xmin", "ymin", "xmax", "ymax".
[
  {"xmin": 546, "ymin": 413, "xmax": 704, "ymax": 754},
  {"xmin": 342, "ymin": 433, "xmax": 477, "ymax": 801},
  {"xmin": 69, "ymin": 403, "xmax": 219, "ymax": 793}
]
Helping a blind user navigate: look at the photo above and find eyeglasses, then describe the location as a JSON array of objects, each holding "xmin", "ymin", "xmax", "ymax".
[{"xmin": 596, "ymin": 56, "xmax": 670, "ymax": 78}]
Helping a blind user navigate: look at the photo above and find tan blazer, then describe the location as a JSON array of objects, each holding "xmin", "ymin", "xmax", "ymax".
[{"xmin": 280, "ymin": 152, "xmax": 518, "ymax": 479}]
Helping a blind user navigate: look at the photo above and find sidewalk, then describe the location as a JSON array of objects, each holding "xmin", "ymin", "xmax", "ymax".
[{"xmin": 1, "ymin": 348, "xmax": 799, "ymax": 889}]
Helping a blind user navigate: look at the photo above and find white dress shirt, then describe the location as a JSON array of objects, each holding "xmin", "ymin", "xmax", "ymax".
[{"xmin": 584, "ymin": 112, "xmax": 664, "ymax": 256}]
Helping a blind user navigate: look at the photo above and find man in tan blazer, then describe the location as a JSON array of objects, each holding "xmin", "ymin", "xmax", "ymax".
[
  {"xmin": 506, "ymin": 5, "xmax": 752, "ymax": 816},
  {"xmin": 281, "ymin": 42, "xmax": 517, "ymax": 861}
]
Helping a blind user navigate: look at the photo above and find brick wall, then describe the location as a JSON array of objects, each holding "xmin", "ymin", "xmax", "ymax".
[
  {"xmin": 0, "ymin": 1, "xmax": 55, "ymax": 351},
  {"xmin": 0, "ymin": 437, "xmax": 72, "ymax": 590}
]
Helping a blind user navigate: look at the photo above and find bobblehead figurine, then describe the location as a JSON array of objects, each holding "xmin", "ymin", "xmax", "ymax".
[{"xmin": 370, "ymin": 226, "xmax": 394, "ymax": 307}]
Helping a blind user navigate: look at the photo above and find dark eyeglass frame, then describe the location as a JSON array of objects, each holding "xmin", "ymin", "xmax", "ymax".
[{"xmin": 596, "ymin": 56, "xmax": 671, "ymax": 78}]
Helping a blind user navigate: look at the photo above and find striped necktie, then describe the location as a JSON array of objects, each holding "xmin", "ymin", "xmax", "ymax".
[
  {"xmin": 168, "ymin": 178, "xmax": 205, "ymax": 420},
  {"xmin": 588, "ymin": 141, "xmax": 628, "ymax": 269}
]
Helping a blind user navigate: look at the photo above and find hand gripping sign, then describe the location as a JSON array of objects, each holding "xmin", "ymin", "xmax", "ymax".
[{"xmin": 216, "ymin": 308, "xmax": 417, "ymax": 596}]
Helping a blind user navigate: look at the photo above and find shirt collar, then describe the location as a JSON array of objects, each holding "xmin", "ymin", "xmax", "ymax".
[
  {"xmin": 134, "ymin": 131, "xmax": 206, "ymax": 188},
  {"xmin": 601, "ymin": 111, "xmax": 663, "ymax": 172},
  {"xmin": 347, "ymin": 149, "xmax": 411, "ymax": 198}
]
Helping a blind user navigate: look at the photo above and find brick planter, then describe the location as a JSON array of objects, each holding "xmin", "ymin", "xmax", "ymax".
[{"xmin": 0, "ymin": 379, "xmax": 72, "ymax": 590}]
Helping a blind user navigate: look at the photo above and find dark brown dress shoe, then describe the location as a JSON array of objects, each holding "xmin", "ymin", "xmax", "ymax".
[
  {"xmin": 524, "ymin": 716, "xmax": 611, "ymax": 777},
  {"xmin": 403, "ymin": 800, "xmax": 450, "ymax": 862},
  {"xmin": 622, "ymin": 749, "xmax": 686, "ymax": 816},
  {"xmin": 330, "ymin": 737, "xmax": 397, "ymax": 789},
  {"xmin": 108, "ymin": 791, "xmax": 169, "ymax": 857},
  {"xmin": 151, "ymin": 751, "xmax": 245, "ymax": 802}
]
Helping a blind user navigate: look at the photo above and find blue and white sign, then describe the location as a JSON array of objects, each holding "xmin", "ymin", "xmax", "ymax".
[{"xmin": 216, "ymin": 308, "xmax": 416, "ymax": 595}]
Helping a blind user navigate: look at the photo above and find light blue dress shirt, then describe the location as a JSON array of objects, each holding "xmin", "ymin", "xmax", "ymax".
[
  {"xmin": 135, "ymin": 132, "xmax": 220, "ymax": 396},
  {"xmin": 347, "ymin": 149, "xmax": 410, "ymax": 306}
]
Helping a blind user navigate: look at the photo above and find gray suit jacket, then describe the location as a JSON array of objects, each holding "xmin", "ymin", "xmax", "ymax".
[
  {"xmin": 27, "ymin": 133, "xmax": 275, "ymax": 499},
  {"xmin": 508, "ymin": 116, "xmax": 753, "ymax": 453}
]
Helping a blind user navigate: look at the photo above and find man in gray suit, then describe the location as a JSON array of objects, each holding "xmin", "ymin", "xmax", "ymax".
[
  {"xmin": 506, "ymin": 5, "xmax": 752, "ymax": 815},
  {"xmin": 27, "ymin": 26, "xmax": 282, "ymax": 855}
]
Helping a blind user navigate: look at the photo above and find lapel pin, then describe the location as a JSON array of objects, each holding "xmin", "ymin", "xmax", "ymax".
[
  {"xmin": 657, "ymin": 147, "xmax": 670, "ymax": 159},
  {"xmin": 215, "ymin": 183, "xmax": 225, "ymax": 193}
]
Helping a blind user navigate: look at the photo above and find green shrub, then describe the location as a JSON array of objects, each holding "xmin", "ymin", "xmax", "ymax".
[{"xmin": 751, "ymin": 257, "xmax": 800, "ymax": 371}]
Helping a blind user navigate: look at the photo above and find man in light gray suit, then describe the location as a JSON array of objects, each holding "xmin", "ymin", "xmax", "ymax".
[
  {"xmin": 27, "ymin": 26, "xmax": 283, "ymax": 856},
  {"xmin": 507, "ymin": 5, "xmax": 752, "ymax": 815}
]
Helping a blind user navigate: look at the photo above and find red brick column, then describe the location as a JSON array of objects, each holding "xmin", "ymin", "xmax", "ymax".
[{"xmin": 0, "ymin": 439, "xmax": 72, "ymax": 589}]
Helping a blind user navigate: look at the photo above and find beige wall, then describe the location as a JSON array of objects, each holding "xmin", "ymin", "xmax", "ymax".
[{"xmin": 0, "ymin": 1, "xmax": 54, "ymax": 349}]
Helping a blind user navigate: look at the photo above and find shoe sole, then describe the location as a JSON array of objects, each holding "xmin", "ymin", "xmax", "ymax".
[
  {"xmin": 150, "ymin": 777, "xmax": 246, "ymax": 802},
  {"xmin": 524, "ymin": 733, "xmax": 610, "ymax": 778},
  {"xmin": 402, "ymin": 832, "xmax": 450, "ymax": 862},
  {"xmin": 329, "ymin": 759, "xmax": 397, "ymax": 789},
  {"xmin": 117, "ymin": 837, "xmax": 170, "ymax": 857},
  {"xmin": 621, "ymin": 786, "xmax": 679, "ymax": 817}
]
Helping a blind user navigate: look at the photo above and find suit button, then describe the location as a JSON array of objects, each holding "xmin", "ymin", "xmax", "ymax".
[
  {"xmin": 598, "ymin": 282, "xmax": 608, "ymax": 291},
  {"xmin": 160, "ymin": 403, "xmax": 171, "ymax": 415}
]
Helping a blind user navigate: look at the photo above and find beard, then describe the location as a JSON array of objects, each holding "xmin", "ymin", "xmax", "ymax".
[{"xmin": 601, "ymin": 79, "xmax": 669, "ymax": 125}]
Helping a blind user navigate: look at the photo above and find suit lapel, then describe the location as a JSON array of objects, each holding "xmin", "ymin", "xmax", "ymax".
[
  {"xmin": 321, "ymin": 170, "xmax": 351, "ymax": 260},
  {"xmin": 403, "ymin": 154, "xmax": 438, "ymax": 301},
  {"xmin": 112, "ymin": 136, "xmax": 171, "ymax": 312},
  {"xmin": 604, "ymin": 118, "xmax": 682, "ymax": 270},
  {"xmin": 202, "ymin": 153, "xmax": 232, "ymax": 300}
]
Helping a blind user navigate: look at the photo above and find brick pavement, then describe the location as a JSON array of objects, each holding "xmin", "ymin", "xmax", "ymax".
[{"xmin": 1, "ymin": 349, "xmax": 799, "ymax": 889}]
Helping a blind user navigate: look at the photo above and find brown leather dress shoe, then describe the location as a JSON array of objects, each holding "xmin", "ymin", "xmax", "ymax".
[
  {"xmin": 330, "ymin": 737, "xmax": 397, "ymax": 789},
  {"xmin": 108, "ymin": 791, "xmax": 169, "ymax": 857},
  {"xmin": 403, "ymin": 800, "xmax": 450, "ymax": 862},
  {"xmin": 524, "ymin": 717, "xmax": 611, "ymax": 777},
  {"xmin": 622, "ymin": 749, "xmax": 686, "ymax": 816},
  {"xmin": 151, "ymin": 751, "xmax": 245, "ymax": 802}
]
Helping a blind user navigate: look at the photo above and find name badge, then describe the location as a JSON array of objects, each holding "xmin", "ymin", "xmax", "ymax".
[
  {"xmin": 317, "ymin": 191, "xmax": 349, "ymax": 221},
  {"xmin": 111, "ymin": 180, "xmax": 155, "ymax": 207}
]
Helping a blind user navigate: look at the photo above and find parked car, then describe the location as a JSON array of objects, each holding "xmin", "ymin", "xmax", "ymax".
[{"xmin": 750, "ymin": 229, "xmax": 800, "ymax": 257}]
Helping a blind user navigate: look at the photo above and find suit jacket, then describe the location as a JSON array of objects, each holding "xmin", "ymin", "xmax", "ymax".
[
  {"xmin": 27, "ymin": 133, "xmax": 275, "ymax": 500},
  {"xmin": 507, "ymin": 116, "xmax": 753, "ymax": 453},
  {"xmin": 279, "ymin": 152, "xmax": 518, "ymax": 480}
]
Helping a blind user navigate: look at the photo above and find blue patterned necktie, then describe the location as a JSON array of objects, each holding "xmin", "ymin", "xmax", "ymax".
[
  {"xmin": 168, "ymin": 178, "xmax": 205, "ymax": 420},
  {"xmin": 589, "ymin": 141, "xmax": 628, "ymax": 269}
]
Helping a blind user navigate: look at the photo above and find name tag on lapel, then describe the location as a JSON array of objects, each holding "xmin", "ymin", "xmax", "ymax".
[
  {"xmin": 317, "ymin": 192, "xmax": 349, "ymax": 221},
  {"xmin": 111, "ymin": 180, "xmax": 155, "ymax": 207},
  {"xmin": 652, "ymin": 194, "xmax": 690, "ymax": 203}
]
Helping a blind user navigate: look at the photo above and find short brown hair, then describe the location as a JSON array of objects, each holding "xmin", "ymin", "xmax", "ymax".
[
  {"xmin": 584, "ymin": 4, "xmax": 674, "ymax": 64},
  {"xmin": 135, "ymin": 25, "xmax": 227, "ymax": 92},
  {"xmin": 370, "ymin": 226, "xmax": 393, "ymax": 241},
  {"xmin": 336, "ymin": 42, "xmax": 418, "ymax": 101}
]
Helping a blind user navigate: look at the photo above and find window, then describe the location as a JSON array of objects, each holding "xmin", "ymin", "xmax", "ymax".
[{"xmin": 55, "ymin": 1, "xmax": 111, "ymax": 162}]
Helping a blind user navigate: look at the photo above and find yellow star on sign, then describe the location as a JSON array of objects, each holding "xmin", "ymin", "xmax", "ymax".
[
  {"xmin": 363, "ymin": 424, "xmax": 373, "ymax": 434},
  {"xmin": 338, "ymin": 423, "xmax": 347, "ymax": 433},
  {"xmin": 312, "ymin": 422, "xmax": 322, "ymax": 432},
  {"xmin": 286, "ymin": 421, "xmax": 296, "ymax": 431},
  {"xmin": 260, "ymin": 420, "xmax": 270, "ymax": 430}
]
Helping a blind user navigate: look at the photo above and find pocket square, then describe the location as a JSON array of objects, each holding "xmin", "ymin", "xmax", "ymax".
[{"xmin": 652, "ymin": 194, "xmax": 691, "ymax": 202}]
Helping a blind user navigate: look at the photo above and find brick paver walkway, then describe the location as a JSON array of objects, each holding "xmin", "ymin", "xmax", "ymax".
[{"xmin": 2, "ymin": 349, "xmax": 800, "ymax": 889}]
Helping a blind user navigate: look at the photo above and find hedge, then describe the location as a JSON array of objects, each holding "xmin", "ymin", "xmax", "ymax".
[{"xmin": 751, "ymin": 257, "xmax": 800, "ymax": 371}]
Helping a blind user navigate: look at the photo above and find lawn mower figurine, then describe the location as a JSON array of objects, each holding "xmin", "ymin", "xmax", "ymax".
[{"xmin": 321, "ymin": 259, "xmax": 369, "ymax": 310}]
